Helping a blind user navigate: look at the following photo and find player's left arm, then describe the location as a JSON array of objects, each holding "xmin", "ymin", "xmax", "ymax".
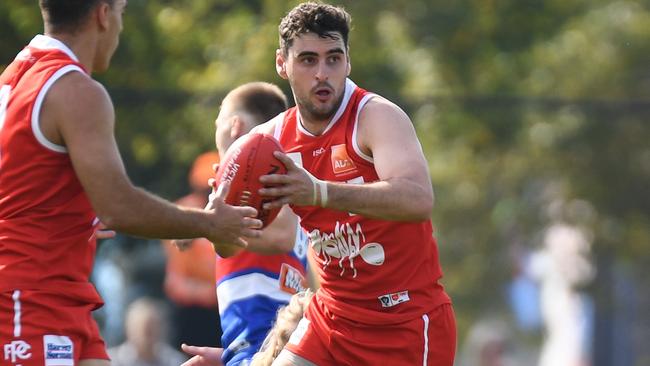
[
  {"xmin": 260, "ymin": 97, "xmax": 433, "ymax": 221},
  {"xmin": 325, "ymin": 97, "xmax": 434, "ymax": 220}
]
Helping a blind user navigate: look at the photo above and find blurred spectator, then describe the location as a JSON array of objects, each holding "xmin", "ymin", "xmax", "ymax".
[
  {"xmin": 508, "ymin": 247, "xmax": 543, "ymax": 333},
  {"xmin": 529, "ymin": 223, "xmax": 596, "ymax": 366},
  {"xmin": 108, "ymin": 297, "xmax": 187, "ymax": 366},
  {"xmin": 162, "ymin": 151, "xmax": 221, "ymax": 347},
  {"xmin": 458, "ymin": 317, "xmax": 531, "ymax": 366}
]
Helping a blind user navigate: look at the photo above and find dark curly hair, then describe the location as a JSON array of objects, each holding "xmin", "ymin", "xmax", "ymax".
[
  {"xmin": 39, "ymin": 0, "xmax": 114, "ymax": 33},
  {"xmin": 278, "ymin": 2, "xmax": 351, "ymax": 55}
]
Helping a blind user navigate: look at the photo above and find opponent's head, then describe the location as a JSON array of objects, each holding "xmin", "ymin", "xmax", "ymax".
[
  {"xmin": 276, "ymin": 2, "xmax": 352, "ymax": 124},
  {"xmin": 214, "ymin": 82, "xmax": 288, "ymax": 155},
  {"xmin": 39, "ymin": 0, "xmax": 127, "ymax": 72}
]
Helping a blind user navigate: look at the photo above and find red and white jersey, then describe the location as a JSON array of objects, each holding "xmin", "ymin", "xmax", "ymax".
[
  {"xmin": 0, "ymin": 35, "xmax": 101, "ymax": 305},
  {"xmin": 273, "ymin": 79, "xmax": 450, "ymax": 325}
]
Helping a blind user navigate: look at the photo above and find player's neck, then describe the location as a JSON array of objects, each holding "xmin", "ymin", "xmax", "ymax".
[
  {"xmin": 297, "ymin": 109, "xmax": 331, "ymax": 136},
  {"xmin": 44, "ymin": 31, "xmax": 97, "ymax": 74}
]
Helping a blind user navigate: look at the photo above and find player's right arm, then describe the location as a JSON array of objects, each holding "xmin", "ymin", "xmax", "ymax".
[
  {"xmin": 212, "ymin": 204, "xmax": 298, "ymax": 257},
  {"xmin": 42, "ymin": 72, "xmax": 261, "ymax": 245}
]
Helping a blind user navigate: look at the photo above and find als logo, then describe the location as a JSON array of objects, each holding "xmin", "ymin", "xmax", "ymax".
[
  {"xmin": 3, "ymin": 340, "xmax": 32, "ymax": 364},
  {"xmin": 330, "ymin": 144, "xmax": 356, "ymax": 175}
]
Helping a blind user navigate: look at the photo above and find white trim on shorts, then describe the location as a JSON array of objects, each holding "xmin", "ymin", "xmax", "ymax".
[
  {"xmin": 12, "ymin": 290, "xmax": 22, "ymax": 337},
  {"xmin": 422, "ymin": 313, "xmax": 430, "ymax": 366},
  {"xmin": 273, "ymin": 348, "xmax": 318, "ymax": 366}
]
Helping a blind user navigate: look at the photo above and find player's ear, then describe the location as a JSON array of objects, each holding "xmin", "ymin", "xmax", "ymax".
[
  {"xmin": 96, "ymin": 1, "xmax": 111, "ymax": 31},
  {"xmin": 230, "ymin": 116, "xmax": 243, "ymax": 139},
  {"xmin": 276, "ymin": 49, "xmax": 288, "ymax": 80}
]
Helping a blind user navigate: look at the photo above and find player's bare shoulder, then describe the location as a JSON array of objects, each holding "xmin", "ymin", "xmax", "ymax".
[
  {"xmin": 356, "ymin": 96, "xmax": 413, "ymax": 152},
  {"xmin": 39, "ymin": 71, "xmax": 114, "ymax": 146},
  {"xmin": 45, "ymin": 71, "xmax": 113, "ymax": 121},
  {"xmin": 358, "ymin": 96, "xmax": 410, "ymax": 127}
]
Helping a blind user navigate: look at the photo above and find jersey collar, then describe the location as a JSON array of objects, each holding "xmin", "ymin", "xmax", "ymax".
[{"xmin": 28, "ymin": 34, "xmax": 80, "ymax": 62}]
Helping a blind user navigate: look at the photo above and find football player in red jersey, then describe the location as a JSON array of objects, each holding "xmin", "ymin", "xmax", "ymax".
[
  {"xmin": 252, "ymin": 2, "xmax": 457, "ymax": 365},
  {"xmin": 0, "ymin": 1, "xmax": 261, "ymax": 365}
]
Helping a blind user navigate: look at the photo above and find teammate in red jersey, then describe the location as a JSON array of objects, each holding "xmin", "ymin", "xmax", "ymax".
[
  {"xmin": 0, "ymin": 1, "xmax": 261, "ymax": 365},
  {"xmin": 251, "ymin": 2, "xmax": 457, "ymax": 365}
]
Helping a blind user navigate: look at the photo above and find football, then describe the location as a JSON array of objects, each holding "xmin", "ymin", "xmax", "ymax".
[{"xmin": 214, "ymin": 133, "xmax": 287, "ymax": 227}]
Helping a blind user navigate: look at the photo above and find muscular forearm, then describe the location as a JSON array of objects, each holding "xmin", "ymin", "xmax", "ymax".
[
  {"xmin": 98, "ymin": 186, "xmax": 214, "ymax": 240},
  {"xmin": 324, "ymin": 178, "xmax": 433, "ymax": 221}
]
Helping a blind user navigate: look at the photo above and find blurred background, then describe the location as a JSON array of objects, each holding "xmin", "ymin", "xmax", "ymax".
[{"xmin": 2, "ymin": 0, "xmax": 649, "ymax": 365}]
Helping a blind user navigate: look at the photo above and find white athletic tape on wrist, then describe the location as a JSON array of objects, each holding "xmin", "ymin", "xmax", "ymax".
[
  {"xmin": 303, "ymin": 167, "xmax": 327, "ymax": 207},
  {"xmin": 317, "ymin": 180, "xmax": 328, "ymax": 207}
]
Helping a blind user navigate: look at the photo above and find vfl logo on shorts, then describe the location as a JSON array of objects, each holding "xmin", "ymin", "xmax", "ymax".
[
  {"xmin": 43, "ymin": 335, "xmax": 74, "ymax": 366},
  {"xmin": 378, "ymin": 290, "xmax": 410, "ymax": 308},
  {"xmin": 3, "ymin": 340, "xmax": 32, "ymax": 363}
]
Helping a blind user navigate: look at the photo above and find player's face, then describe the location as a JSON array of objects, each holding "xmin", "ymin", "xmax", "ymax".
[
  {"xmin": 278, "ymin": 32, "xmax": 351, "ymax": 124},
  {"xmin": 95, "ymin": 0, "xmax": 127, "ymax": 72}
]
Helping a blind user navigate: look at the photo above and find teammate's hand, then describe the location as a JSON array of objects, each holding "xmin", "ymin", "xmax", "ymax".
[
  {"xmin": 93, "ymin": 222, "xmax": 116, "ymax": 240},
  {"xmin": 180, "ymin": 344, "xmax": 224, "ymax": 366},
  {"xmin": 259, "ymin": 151, "xmax": 324, "ymax": 209},
  {"xmin": 206, "ymin": 181, "xmax": 262, "ymax": 247}
]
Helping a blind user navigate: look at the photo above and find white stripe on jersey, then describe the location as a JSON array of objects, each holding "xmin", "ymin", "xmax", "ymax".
[{"xmin": 217, "ymin": 273, "xmax": 292, "ymax": 315}]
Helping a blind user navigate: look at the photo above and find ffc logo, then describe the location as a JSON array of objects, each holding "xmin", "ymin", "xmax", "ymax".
[
  {"xmin": 3, "ymin": 340, "xmax": 32, "ymax": 363},
  {"xmin": 330, "ymin": 144, "xmax": 356, "ymax": 175}
]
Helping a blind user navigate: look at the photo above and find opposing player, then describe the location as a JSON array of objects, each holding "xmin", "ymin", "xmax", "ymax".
[
  {"xmin": 182, "ymin": 82, "xmax": 310, "ymax": 366},
  {"xmin": 254, "ymin": 3, "xmax": 457, "ymax": 365},
  {"xmin": 0, "ymin": 1, "xmax": 260, "ymax": 365}
]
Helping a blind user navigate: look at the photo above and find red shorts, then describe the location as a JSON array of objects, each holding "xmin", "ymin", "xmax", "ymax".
[
  {"xmin": 0, "ymin": 289, "xmax": 108, "ymax": 365},
  {"xmin": 284, "ymin": 295, "xmax": 456, "ymax": 366}
]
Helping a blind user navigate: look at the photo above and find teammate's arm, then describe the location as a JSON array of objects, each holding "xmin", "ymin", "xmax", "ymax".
[
  {"xmin": 44, "ymin": 72, "xmax": 261, "ymax": 244},
  {"xmin": 212, "ymin": 205, "xmax": 298, "ymax": 257},
  {"xmin": 260, "ymin": 97, "xmax": 433, "ymax": 221}
]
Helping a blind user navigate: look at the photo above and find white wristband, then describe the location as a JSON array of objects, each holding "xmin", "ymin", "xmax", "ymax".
[
  {"xmin": 316, "ymin": 180, "xmax": 328, "ymax": 207},
  {"xmin": 306, "ymin": 171, "xmax": 327, "ymax": 207}
]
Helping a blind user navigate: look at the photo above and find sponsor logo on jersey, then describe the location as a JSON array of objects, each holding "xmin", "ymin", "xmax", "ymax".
[
  {"xmin": 309, "ymin": 221, "xmax": 385, "ymax": 278},
  {"xmin": 3, "ymin": 340, "xmax": 31, "ymax": 364},
  {"xmin": 313, "ymin": 147, "xmax": 326, "ymax": 157},
  {"xmin": 378, "ymin": 290, "xmax": 410, "ymax": 308},
  {"xmin": 279, "ymin": 263, "xmax": 307, "ymax": 295},
  {"xmin": 43, "ymin": 335, "xmax": 73, "ymax": 366},
  {"xmin": 330, "ymin": 144, "xmax": 357, "ymax": 175}
]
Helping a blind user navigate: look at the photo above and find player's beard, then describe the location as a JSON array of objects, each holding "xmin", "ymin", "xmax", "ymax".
[{"xmin": 296, "ymin": 85, "xmax": 345, "ymax": 123}]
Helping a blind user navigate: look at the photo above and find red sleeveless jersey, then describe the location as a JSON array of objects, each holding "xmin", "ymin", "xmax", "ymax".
[
  {"xmin": 0, "ymin": 35, "xmax": 101, "ymax": 305},
  {"xmin": 273, "ymin": 79, "xmax": 450, "ymax": 325}
]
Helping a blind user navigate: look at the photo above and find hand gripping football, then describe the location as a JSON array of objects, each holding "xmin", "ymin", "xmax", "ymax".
[{"xmin": 214, "ymin": 133, "xmax": 287, "ymax": 227}]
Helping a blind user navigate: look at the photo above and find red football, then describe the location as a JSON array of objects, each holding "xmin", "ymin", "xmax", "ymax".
[{"xmin": 214, "ymin": 133, "xmax": 287, "ymax": 227}]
